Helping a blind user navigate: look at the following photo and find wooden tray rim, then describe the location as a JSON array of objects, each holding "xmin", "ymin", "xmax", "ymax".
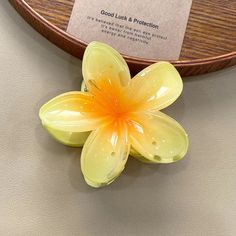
[{"xmin": 11, "ymin": 0, "xmax": 236, "ymax": 69}]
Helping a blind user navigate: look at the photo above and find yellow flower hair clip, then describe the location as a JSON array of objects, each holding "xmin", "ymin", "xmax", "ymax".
[{"xmin": 39, "ymin": 42, "xmax": 188, "ymax": 188}]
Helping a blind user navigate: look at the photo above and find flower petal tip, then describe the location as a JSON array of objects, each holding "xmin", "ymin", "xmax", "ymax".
[{"xmin": 83, "ymin": 175, "xmax": 118, "ymax": 188}]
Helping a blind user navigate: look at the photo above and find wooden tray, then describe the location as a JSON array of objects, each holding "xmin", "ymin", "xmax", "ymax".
[{"xmin": 9, "ymin": 0, "xmax": 236, "ymax": 76}]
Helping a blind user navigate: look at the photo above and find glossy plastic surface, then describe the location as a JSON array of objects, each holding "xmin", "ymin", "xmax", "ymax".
[{"xmin": 39, "ymin": 41, "xmax": 188, "ymax": 188}]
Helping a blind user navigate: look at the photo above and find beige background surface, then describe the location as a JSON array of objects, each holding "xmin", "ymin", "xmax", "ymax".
[{"xmin": 1, "ymin": 1, "xmax": 236, "ymax": 236}]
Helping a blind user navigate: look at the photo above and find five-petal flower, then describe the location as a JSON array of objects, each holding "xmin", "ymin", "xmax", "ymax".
[{"xmin": 39, "ymin": 42, "xmax": 188, "ymax": 188}]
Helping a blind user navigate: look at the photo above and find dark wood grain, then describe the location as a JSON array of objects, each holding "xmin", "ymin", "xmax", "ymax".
[
  {"xmin": 9, "ymin": 0, "xmax": 236, "ymax": 76},
  {"xmin": 181, "ymin": 1, "xmax": 236, "ymax": 60}
]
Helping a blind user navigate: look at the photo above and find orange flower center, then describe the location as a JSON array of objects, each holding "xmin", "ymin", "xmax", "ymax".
[{"xmin": 88, "ymin": 77, "xmax": 136, "ymax": 124}]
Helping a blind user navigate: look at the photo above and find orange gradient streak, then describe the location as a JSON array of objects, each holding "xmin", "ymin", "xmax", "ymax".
[{"xmin": 82, "ymin": 77, "xmax": 140, "ymax": 132}]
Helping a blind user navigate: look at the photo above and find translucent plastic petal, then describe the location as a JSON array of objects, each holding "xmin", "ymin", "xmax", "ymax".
[
  {"xmin": 39, "ymin": 92, "xmax": 107, "ymax": 132},
  {"xmin": 44, "ymin": 124, "xmax": 90, "ymax": 147},
  {"xmin": 129, "ymin": 111, "xmax": 188, "ymax": 163},
  {"xmin": 82, "ymin": 41, "xmax": 131, "ymax": 91},
  {"xmin": 130, "ymin": 147, "xmax": 154, "ymax": 163},
  {"xmin": 81, "ymin": 122, "xmax": 130, "ymax": 187},
  {"xmin": 129, "ymin": 62, "xmax": 183, "ymax": 111}
]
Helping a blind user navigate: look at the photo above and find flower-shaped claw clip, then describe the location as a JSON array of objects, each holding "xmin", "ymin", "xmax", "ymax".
[{"xmin": 39, "ymin": 42, "xmax": 188, "ymax": 188}]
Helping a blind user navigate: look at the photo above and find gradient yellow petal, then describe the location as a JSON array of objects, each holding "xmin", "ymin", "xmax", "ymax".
[
  {"xmin": 82, "ymin": 41, "xmax": 131, "ymax": 91},
  {"xmin": 129, "ymin": 111, "xmax": 188, "ymax": 163},
  {"xmin": 81, "ymin": 122, "xmax": 130, "ymax": 187},
  {"xmin": 43, "ymin": 124, "xmax": 90, "ymax": 147},
  {"xmin": 39, "ymin": 92, "xmax": 107, "ymax": 132},
  {"xmin": 129, "ymin": 62, "xmax": 183, "ymax": 111}
]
